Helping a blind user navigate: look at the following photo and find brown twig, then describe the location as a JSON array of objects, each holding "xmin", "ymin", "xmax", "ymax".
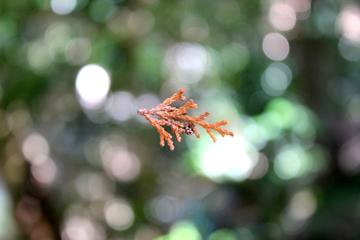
[{"xmin": 137, "ymin": 88, "xmax": 234, "ymax": 150}]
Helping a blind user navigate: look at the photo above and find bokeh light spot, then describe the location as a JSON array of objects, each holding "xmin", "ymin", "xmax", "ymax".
[
  {"xmin": 269, "ymin": 2, "xmax": 297, "ymax": 31},
  {"xmin": 75, "ymin": 64, "xmax": 111, "ymax": 109},
  {"xmin": 105, "ymin": 91, "xmax": 135, "ymax": 122},
  {"xmin": 31, "ymin": 158, "xmax": 57, "ymax": 186},
  {"xmin": 337, "ymin": 5, "xmax": 360, "ymax": 43},
  {"xmin": 156, "ymin": 221, "xmax": 201, "ymax": 240},
  {"xmin": 75, "ymin": 173, "xmax": 113, "ymax": 201},
  {"xmin": 89, "ymin": 0, "xmax": 115, "ymax": 22},
  {"xmin": 339, "ymin": 136, "xmax": 360, "ymax": 175},
  {"xmin": 181, "ymin": 16, "xmax": 209, "ymax": 41},
  {"xmin": 198, "ymin": 136, "xmax": 258, "ymax": 182},
  {"xmin": 287, "ymin": 0, "xmax": 311, "ymax": 14},
  {"xmin": 100, "ymin": 143, "xmax": 141, "ymax": 182},
  {"xmin": 147, "ymin": 196, "xmax": 179, "ymax": 224},
  {"xmin": 220, "ymin": 43, "xmax": 250, "ymax": 76},
  {"xmin": 274, "ymin": 145, "xmax": 311, "ymax": 180},
  {"xmin": 209, "ymin": 229, "xmax": 236, "ymax": 240},
  {"xmin": 66, "ymin": 38, "xmax": 92, "ymax": 65},
  {"xmin": 282, "ymin": 189, "xmax": 317, "ymax": 233},
  {"xmin": 338, "ymin": 37, "xmax": 360, "ymax": 61},
  {"xmin": 104, "ymin": 199, "xmax": 134, "ymax": 231},
  {"xmin": 51, "ymin": 0, "xmax": 77, "ymax": 15},
  {"xmin": 262, "ymin": 33, "xmax": 290, "ymax": 61},
  {"xmin": 62, "ymin": 216, "xmax": 105, "ymax": 240},
  {"xmin": 164, "ymin": 42, "xmax": 209, "ymax": 85},
  {"xmin": 261, "ymin": 63, "xmax": 292, "ymax": 96},
  {"xmin": 22, "ymin": 133, "xmax": 49, "ymax": 164},
  {"xmin": 249, "ymin": 154, "xmax": 269, "ymax": 179},
  {"xmin": 288, "ymin": 190, "xmax": 317, "ymax": 221},
  {"xmin": 27, "ymin": 40, "xmax": 52, "ymax": 73},
  {"xmin": 134, "ymin": 225, "xmax": 161, "ymax": 240},
  {"xmin": 0, "ymin": 181, "xmax": 15, "ymax": 239}
]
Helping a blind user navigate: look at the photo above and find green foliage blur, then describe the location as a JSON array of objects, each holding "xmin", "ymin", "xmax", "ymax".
[{"xmin": 0, "ymin": 0, "xmax": 360, "ymax": 239}]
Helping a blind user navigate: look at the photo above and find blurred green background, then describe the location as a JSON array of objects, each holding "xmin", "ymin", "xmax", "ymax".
[{"xmin": 0, "ymin": 0, "xmax": 360, "ymax": 239}]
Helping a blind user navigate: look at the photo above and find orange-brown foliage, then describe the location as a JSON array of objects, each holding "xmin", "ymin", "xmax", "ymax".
[{"xmin": 137, "ymin": 88, "xmax": 234, "ymax": 150}]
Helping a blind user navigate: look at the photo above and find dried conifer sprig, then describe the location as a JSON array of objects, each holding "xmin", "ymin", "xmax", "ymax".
[{"xmin": 137, "ymin": 88, "xmax": 234, "ymax": 150}]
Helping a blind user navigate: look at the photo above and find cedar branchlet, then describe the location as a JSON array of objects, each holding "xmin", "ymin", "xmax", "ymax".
[{"xmin": 137, "ymin": 88, "xmax": 234, "ymax": 150}]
